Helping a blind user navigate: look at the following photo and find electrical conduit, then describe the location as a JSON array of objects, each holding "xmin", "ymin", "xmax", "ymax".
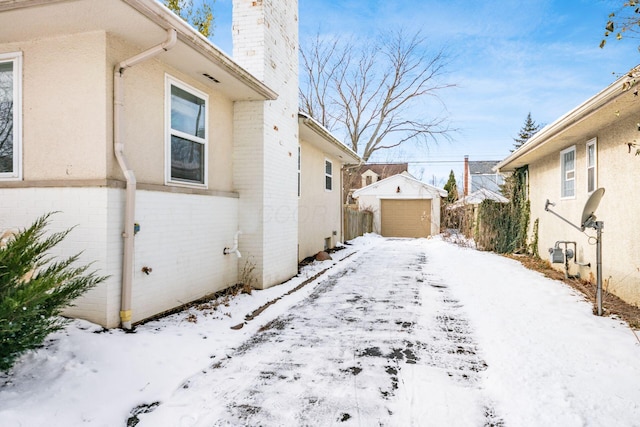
[{"xmin": 114, "ymin": 29, "xmax": 177, "ymax": 329}]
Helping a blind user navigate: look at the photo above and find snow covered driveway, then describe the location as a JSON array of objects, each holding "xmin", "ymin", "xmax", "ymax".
[
  {"xmin": 2, "ymin": 236, "xmax": 639, "ymax": 427},
  {"xmin": 137, "ymin": 237, "xmax": 640, "ymax": 427}
]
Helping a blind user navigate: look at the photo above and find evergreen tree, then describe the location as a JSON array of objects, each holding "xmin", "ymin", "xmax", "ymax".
[
  {"xmin": 443, "ymin": 170, "xmax": 458, "ymax": 203},
  {"xmin": 0, "ymin": 214, "xmax": 105, "ymax": 372},
  {"xmin": 163, "ymin": 0, "xmax": 215, "ymax": 38},
  {"xmin": 512, "ymin": 112, "xmax": 541, "ymax": 152}
]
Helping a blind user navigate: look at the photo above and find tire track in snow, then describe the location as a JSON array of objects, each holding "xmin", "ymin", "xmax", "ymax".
[{"xmin": 418, "ymin": 265, "xmax": 505, "ymax": 426}]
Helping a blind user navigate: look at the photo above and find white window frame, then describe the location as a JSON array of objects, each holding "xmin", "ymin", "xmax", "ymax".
[
  {"xmin": 586, "ymin": 138, "xmax": 597, "ymax": 194},
  {"xmin": 165, "ymin": 74, "xmax": 208, "ymax": 188},
  {"xmin": 0, "ymin": 52, "xmax": 22, "ymax": 180},
  {"xmin": 324, "ymin": 158, "xmax": 333, "ymax": 191},
  {"xmin": 560, "ymin": 145, "xmax": 576, "ymax": 199}
]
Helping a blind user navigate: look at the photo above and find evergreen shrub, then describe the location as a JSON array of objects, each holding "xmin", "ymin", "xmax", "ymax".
[{"xmin": 0, "ymin": 213, "xmax": 105, "ymax": 372}]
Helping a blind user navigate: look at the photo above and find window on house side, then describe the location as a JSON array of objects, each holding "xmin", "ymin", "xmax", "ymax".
[
  {"xmin": 365, "ymin": 175, "xmax": 372, "ymax": 186},
  {"xmin": 586, "ymin": 138, "xmax": 597, "ymax": 194},
  {"xmin": 560, "ymin": 146, "xmax": 576, "ymax": 198},
  {"xmin": 0, "ymin": 53, "xmax": 22, "ymax": 180},
  {"xmin": 166, "ymin": 76, "xmax": 208, "ymax": 186},
  {"xmin": 325, "ymin": 159, "xmax": 333, "ymax": 191}
]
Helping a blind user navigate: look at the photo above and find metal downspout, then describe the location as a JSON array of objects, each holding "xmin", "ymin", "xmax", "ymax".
[{"xmin": 114, "ymin": 29, "xmax": 177, "ymax": 329}]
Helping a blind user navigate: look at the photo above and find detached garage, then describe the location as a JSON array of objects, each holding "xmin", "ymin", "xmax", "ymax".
[{"xmin": 353, "ymin": 173, "xmax": 446, "ymax": 238}]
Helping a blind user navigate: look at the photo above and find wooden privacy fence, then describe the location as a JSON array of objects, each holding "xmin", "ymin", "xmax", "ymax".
[{"xmin": 344, "ymin": 206, "xmax": 373, "ymax": 241}]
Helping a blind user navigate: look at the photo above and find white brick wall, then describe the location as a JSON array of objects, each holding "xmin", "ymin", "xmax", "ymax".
[
  {"xmin": 0, "ymin": 187, "xmax": 122, "ymax": 327},
  {"xmin": 0, "ymin": 187, "xmax": 240, "ymax": 328},
  {"xmin": 132, "ymin": 190, "xmax": 239, "ymax": 322},
  {"xmin": 232, "ymin": 0, "xmax": 300, "ymax": 288}
]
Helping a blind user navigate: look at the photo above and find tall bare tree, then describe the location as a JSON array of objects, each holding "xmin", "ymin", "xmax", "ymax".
[{"xmin": 300, "ymin": 29, "xmax": 455, "ymax": 161}]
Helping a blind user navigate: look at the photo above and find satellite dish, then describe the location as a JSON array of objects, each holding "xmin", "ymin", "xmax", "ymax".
[{"xmin": 581, "ymin": 188, "xmax": 605, "ymax": 230}]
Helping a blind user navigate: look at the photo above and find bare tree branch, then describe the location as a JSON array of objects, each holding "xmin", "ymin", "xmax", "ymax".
[{"xmin": 300, "ymin": 28, "xmax": 457, "ymax": 161}]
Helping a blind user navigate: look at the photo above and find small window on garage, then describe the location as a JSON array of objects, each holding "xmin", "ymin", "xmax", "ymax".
[{"xmin": 325, "ymin": 159, "xmax": 333, "ymax": 191}]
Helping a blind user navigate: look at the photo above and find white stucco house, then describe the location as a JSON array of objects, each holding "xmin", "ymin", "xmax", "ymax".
[
  {"xmin": 298, "ymin": 113, "xmax": 361, "ymax": 260},
  {"xmin": 352, "ymin": 173, "xmax": 446, "ymax": 238},
  {"xmin": 497, "ymin": 66, "xmax": 640, "ymax": 308},
  {"xmin": 0, "ymin": 0, "xmax": 359, "ymax": 329}
]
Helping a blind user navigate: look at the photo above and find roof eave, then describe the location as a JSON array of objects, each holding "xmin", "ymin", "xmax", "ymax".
[
  {"xmin": 0, "ymin": 0, "xmax": 278, "ymax": 102},
  {"xmin": 123, "ymin": 0, "xmax": 277, "ymax": 101},
  {"xmin": 298, "ymin": 113, "xmax": 362, "ymax": 165},
  {"xmin": 496, "ymin": 67, "xmax": 638, "ymax": 172}
]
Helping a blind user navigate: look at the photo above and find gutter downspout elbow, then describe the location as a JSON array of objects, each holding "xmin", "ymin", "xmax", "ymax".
[{"xmin": 114, "ymin": 29, "xmax": 177, "ymax": 330}]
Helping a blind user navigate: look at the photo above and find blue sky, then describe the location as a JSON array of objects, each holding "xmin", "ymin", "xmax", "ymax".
[{"xmin": 208, "ymin": 0, "xmax": 638, "ymax": 186}]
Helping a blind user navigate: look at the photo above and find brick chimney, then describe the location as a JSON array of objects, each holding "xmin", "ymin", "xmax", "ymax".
[{"xmin": 232, "ymin": 0, "xmax": 300, "ymax": 289}]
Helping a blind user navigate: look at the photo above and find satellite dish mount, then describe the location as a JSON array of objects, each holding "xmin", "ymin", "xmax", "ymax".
[{"xmin": 544, "ymin": 188, "xmax": 605, "ymax": 316}]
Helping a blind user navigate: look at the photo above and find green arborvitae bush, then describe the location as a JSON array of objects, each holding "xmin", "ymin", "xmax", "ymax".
[{"xmin": 0, "ymin": 213, "xmax": 106, "ymax": 372}]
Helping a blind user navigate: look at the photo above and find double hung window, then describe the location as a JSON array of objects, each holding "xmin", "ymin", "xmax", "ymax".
[
  {"xmin": 0, "ymin": 52, "xmax": 21, "ymax": 180},
  {"xmin": 586, "ymin": 138, "xmax": 597, "ymax": 193},
  {"xmin": 325, "ymin": 159, "xmax": 333, "ymax": 191},
  {"xmin": 560, "ymin": 146, "xmax": 575, "ymax": 198},
  {"xmin": 166, "ymin": 76, "xmax": 208, "ymax": 186}
]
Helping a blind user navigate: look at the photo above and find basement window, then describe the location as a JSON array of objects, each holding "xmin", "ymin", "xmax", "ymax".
[
  {"xmin": 166, "ymin": 75, "xmax": 208, "ymax": 187},
  {"xmin": 0, "ymin": 52, "xmax": 22, "ymax": 180},
  {"xmin": 560, "ymin": 146, "xmax": 575, "ymax": 199}
]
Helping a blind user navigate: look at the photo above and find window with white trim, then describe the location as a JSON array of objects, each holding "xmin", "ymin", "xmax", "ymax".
[
  {"xmin": 560, "ymin": 146, "xmax": 575, "ymax": 198},
  {"xmin": 0, "ymin": 52, "xmax": 22, "ymax": 180},
  {"xmin": 586, "ymin": 138, "xmax": 597, "ymax": 193},
  {"xmin": 325, "ymin": 159, "xmax": 333, "ymax": 191},
  {"xmin": 166, "ymin": 75, "xmax": 208, "ymax": 186}
]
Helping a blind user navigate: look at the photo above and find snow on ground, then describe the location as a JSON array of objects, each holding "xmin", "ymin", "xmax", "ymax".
[{"xmin": 1, "ymin": 235, "xmax": 639, "ymax": 427}]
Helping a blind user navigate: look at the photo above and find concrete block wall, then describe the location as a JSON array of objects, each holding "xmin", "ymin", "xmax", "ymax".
[{"xmin": 232, "ymin": 0, "xmax": 300, "ymax": 288}]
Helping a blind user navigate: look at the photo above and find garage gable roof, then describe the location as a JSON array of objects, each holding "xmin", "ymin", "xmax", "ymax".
[{"xmin": 353, "ymin": 173, "xmax": 447, "ymax": 198}]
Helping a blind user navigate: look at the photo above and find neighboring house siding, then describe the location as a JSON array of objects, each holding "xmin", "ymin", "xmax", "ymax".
[
  {"xmin": 528, "ymin": 112, "xmax": 640, "ymax": 306},
  {"xmin": 298, "ymin": 141, "xmax": 341, "ymax": 261}
]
